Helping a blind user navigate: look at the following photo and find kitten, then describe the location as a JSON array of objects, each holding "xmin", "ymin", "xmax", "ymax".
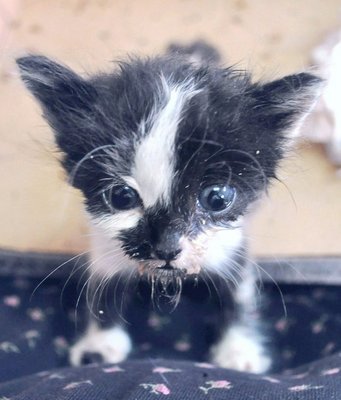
[{"xmin": 17, "ymin": 43, "xmax": 321, "ymax": 373}]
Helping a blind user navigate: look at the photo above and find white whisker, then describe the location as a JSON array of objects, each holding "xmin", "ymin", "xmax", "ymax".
[{"xmin": 30, "ymin": 251, "xmax": 90, "ymax": 301}]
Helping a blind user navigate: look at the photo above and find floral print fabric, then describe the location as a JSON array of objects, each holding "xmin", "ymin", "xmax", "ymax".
[
  {"xmin": 1, "ymin": 357, "xmax": 341, "ymax": 399},
  {"xmin": 0, "ymin": 251, "xmax": 340, "ymax": 398}
]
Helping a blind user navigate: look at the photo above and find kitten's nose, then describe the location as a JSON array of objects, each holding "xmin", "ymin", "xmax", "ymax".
[
  {"xmin": 154, "ymin": 248, "xmax": 181, "ymax": 261},
  {"xmin": 151, "ymin": 225, "xmax": 182, "ymax": 261}
]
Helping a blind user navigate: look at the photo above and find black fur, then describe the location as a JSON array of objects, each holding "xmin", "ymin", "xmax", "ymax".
[
  {"xmin": 17, "ymin": 52, "xmax": 321, "ymax": 265},
  {"xmin": 17, "ymin": 45, "xmax": 322, "ymax": 369}
]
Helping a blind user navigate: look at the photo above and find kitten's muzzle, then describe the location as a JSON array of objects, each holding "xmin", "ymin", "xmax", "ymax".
[{"xmin": 154, "ymin": 248, "xmax": 181, "ymax": 262}]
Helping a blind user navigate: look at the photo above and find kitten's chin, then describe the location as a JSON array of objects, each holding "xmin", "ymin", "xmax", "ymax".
[
  {"xmin": 136, "ymin": 257, "xmax": 202, "ymax": 277},
  {"xmin": 137, "ymin": 260, "xmax": 187, "ymax": 277}
]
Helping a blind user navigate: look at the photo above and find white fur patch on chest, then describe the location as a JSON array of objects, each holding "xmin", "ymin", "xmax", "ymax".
[{"xmin": 130, "ymin": 77, "xmax": 199, "ymax": 208}]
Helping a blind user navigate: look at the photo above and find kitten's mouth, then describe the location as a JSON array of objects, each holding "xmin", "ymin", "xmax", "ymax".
[
  {"xmin": 158, "ymin": 262, "xmax": 175, "ymax": 270},
  {"xmin": 153, "ymin": 262, "xmax": 185, "ymax": 278},
  {"xmin": 137, "ymin": 259, "xmax": 186, "ymax": 279},
  {"xmin": 146, "ymin": 263, "xmax": 186, "ymax": 308},
  {"xmin": 153, "ymin": 265, "xmax": 186, "ymax": 282},
  {"xmin": 136, "ymin": 256, "xmax": 195, "ymax": 279}
]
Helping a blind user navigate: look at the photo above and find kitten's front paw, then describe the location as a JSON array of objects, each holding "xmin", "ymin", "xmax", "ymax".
[
  {"xmin": 211, "ymin": 325, "xmax": 271, "ymax": 374},
  {"xmin": 70, "ymin": 324, "xmax": 132, "ymax": 366}
]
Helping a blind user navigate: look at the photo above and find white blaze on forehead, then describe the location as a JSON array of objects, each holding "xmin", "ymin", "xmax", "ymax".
[{"xmin": 131, "ymin": 78, "xmax": 199, "ymax": 208}]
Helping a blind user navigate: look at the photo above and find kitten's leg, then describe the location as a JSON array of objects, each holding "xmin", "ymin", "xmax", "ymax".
[
  {"xmin": 70, "ymin": 264, "xmax": 133, "ymax": 365},
  {"xmin": 211, "ymin": 268, "xmax": 271, "ymax": 373},
  {"xmin": 69, "ymin": 320, "xmax": 132, "ymax": 366}
]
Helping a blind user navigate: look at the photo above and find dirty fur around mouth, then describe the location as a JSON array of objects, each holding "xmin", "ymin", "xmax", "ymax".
[{"xmin": 140, "ymin": 265, "xmax": 194, "ymax": 309}]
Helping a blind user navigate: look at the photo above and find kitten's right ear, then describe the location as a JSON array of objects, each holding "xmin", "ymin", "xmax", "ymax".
[
  {"xmin": 250, "ymin": 72, "xmax": 323, "ymax": 143},
  {"xmin": 16, "ymin": 55, "xmax": 97, "ymax": 125}
]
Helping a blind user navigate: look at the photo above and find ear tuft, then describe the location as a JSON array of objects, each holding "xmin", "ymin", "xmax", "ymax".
[
  {"xmin": 16, "ymin": 55, "xmax": 96, "ymax": 114},
  {"xmin": 255, "ymin": 73, "xmax": 323, "ymax": 112},
  {"xmin": 251, "ymin": 72, "xmax": 324, "ymax": 141},
  {"xmin": 17, "ymin": 55, "xmax": 79, "ymax": 94},
  {"xmin": 17, "ymin": 55, "xmax": 64, "ymax": 87}
]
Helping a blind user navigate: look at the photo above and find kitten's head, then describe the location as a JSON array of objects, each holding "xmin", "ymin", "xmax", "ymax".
[{"xmin": 17, "ymin": 53, "xmax": 322, "ymax": 281}]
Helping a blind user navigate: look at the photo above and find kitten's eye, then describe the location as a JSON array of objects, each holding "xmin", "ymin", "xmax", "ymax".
[
  {"xmin": 103, "ymin": 185, "xmax": 140, "ymax": 211},
  {"xmin": 199, "ymin": 185, "xmax": 236, "ymax": 212}
]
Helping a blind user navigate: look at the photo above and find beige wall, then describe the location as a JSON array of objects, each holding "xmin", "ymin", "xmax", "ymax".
[{"xmin": 0, "ymin": 0, "xmax": 341, "ymax": 256}]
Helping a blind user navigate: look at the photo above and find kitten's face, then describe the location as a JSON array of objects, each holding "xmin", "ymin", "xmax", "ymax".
[{"xmin": 17, "ymin": 55, "xmax": 321, "ymax": 279}]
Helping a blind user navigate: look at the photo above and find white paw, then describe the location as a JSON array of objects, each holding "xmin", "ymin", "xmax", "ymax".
[
  {"xmin": 211, "ymin": 325, "xmax": 271, "ymax": 374},
  {"xmin": 70, "ymin": 323, "xmax": 132, "ymax": 366}
]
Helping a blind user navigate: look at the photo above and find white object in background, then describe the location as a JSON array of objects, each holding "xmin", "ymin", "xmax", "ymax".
[{"xmin": 303, "ymin": 29, "xmax": 341, "ymax": 167}]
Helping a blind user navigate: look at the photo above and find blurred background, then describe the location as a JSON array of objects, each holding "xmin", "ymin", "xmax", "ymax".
[{"xmin": 0, "ymin": 0, "xmax": 340, "ymax": 257}]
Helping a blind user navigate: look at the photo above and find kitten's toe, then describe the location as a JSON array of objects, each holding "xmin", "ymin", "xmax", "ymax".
[
  {"xmin": 69, "ymin": 324, "xmax": 132, "ymax": 366},
  {"xmin": 211, "ymin": 325, "xmax": 271, "ymax": 374},
  {"xmin": 80, "ymin": 351, "xmax": 104, "ymax": 365}
]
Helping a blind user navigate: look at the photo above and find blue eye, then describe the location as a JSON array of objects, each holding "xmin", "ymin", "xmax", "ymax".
[
  {"xmin": 103, "ymin": 185, "xmax": 140, "ymax": 211},
  {"xmin": 199, "ymin": 185, "xmax": 236, "ymax": 212}
]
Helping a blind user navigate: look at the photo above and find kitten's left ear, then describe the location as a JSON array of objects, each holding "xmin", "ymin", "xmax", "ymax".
[
  {"xmin": 16, "ymin": 55, "xmax": 97, "ymax": 127},
  {"xmin": 251, "ymin": 72, "xmax": 323, "ymax": 143}
]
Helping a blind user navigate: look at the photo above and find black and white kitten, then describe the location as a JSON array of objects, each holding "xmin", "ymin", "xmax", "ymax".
[{"xmin": 17, "ymin": 44, "xmax": 321, "ymax": 373}]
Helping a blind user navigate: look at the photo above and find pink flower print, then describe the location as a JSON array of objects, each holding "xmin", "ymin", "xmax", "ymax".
[
  {"xmin": 153, "ymin": 384, "xmax": 171, "ymax": 395},
  {"xmin": 53, "ymin": 336, "xmax": 69, "ymax": 355},
  {"xmin": 140, "ymin": 383, "xmax": 170, "ymax": 395},
  {"xmin": 63, "ymin": 380, "xmax": 93, "ymax": 390},
  {"xmin": 148, "ymin": 314, "xmax": 161, "ymax": 328},
  {"xmin": 194, "ymin": 362, "xmax": 215, "ymax": 369},
  {"xmin": 3, "ymin": 295, "xmax": 20, "ymax": 307},
  {"xmin": 282, "ymin": 348, "xmax": 295, "ymax": 360},
  {"xmin": 199, "ymin": 380, "xmax": 232, "ymax": 394},
  {"xmin": 24, "ymin": 330, "xmax": 40, "ymax": 349},
  {"xmin": 261, "ymin": 376, "xmax": 280, "ymax": 384},
  {"xmin": 0, "ymin": 341, "xmax": 20, "ymax": 353},
  {"xmin": 140, "ymin": 342, "xmax": 152, "ymax": 351},
  {"xmin": 312, "ymin": 321, "xmax": 324, "ymax": 334},
  {"xmin": 48, "ymin": 373, "xmax": 65, "ymax": 380},
  {"xmin": 322, "ymin": 342, "xmax": 336, "ymax": 355},
  {"xmin": 37, "ymin": 371, "xmax": 50, "ymax": 377},
  {"xmin": 275, "ymin": 317, "xmax": 288, "ymax": 333},
  {"xmin": 209, "ymin": 380, "xmax": 232, "ymax": 389},
  {"xmin": 289, "ymin": 384, "xmax": 324, "ymax": 392},
  {"xmin": 153, "ymin": 367, "xmax": 181, "ymax": 374},
  {"xmin": 174, "ymin": 335, "xmax": 191, "ymax": 352},
  {"xmin": 147, "ymin": 313, "xmax": 170, "ymax": 330},
  {"xmin": 103, "ymin": 366, "xmax": 125, "ymax": 373},
  {"xmin": 27, "ymin": 308, "xmax": 45, "ymax": 321},
  {"xmin": 322, "ymin": 368, "xmax": 340, "ymax": 376},
  {"xmin": 289, "ymin": 372, "xmax": 309, "ymax": 380}
]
